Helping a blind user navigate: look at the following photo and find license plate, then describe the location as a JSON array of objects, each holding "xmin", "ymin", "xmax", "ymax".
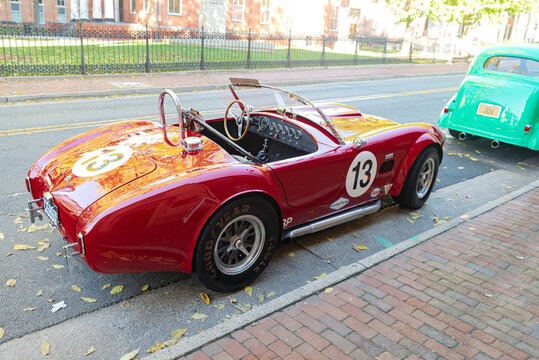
[
  {"xmin": 43, "ymin": 192, "xmax": 59, "ymax": 227},
  {"xmin": 477, "ymin": 103, "xmax": 502, "ymax": 118}
]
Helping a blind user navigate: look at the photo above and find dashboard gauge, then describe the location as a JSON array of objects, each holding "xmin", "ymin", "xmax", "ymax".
[
  {"xmin": 288, "ymin": 127, "xmax": 295, "ymax": 137},
  {"xmin": 258, "ymin": 116, "xmax": 269, "ymax": 130},
  {"xmin": 276, "ymin": 124, "xmax": 283, "ymax": 133},
  {"xmin": 294, "ymin": 129, "xmax": 302, "ymax": 139},
  {"xmin": 269, "ymin": 122, "xmax": 275, "ymax": 131},
  {"xmin": 282, "ymin": 126, "xmax": 288, "ymax": 135}
]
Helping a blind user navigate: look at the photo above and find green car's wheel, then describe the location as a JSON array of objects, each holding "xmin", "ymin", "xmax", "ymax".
[
  {"xmin": 193, "ymin": 196, "xmax": 279, "ymax": 292},
  {"xmin": 394, "ymin": 147, "xmax": 440, "ymax": 209}
]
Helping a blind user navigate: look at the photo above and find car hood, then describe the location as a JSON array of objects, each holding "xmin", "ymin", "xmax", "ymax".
[{"xmin": 36, "ymin": 120, "xmax": 236, "ymax": 216}]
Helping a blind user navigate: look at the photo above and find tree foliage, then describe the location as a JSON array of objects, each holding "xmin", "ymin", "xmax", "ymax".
[{"xmin": 386, "ymin": 0, "xmax": 536, "ymax": 28}]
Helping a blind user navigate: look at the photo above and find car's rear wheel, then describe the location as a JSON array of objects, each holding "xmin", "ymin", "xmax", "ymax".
[
  {"xmin": 394, "ymin": 147, "xmax": 440, "ymax": 209},
  {"xmin": 193, "ymin": 196, "xmax": 279, "ymax": 292}
]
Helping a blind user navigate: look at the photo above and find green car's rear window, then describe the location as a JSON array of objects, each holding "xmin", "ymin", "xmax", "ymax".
[{"xmin": 483, "ymin": 56, "xmax": 539, "ymax": 77}]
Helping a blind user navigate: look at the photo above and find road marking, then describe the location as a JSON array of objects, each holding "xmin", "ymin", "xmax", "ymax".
[
  {"xmin": 376, "ymin": 237, "xmax": 394, "ymax": 248},
  {"xmin": 0, "ymin": 87, "xmax": 458, "ymax": 137}
]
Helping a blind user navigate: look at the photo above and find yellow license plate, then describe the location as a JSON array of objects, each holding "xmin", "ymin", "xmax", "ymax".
[{"xmin": 477, "ymin": 103, "xmax": 502, "ymax": 118}]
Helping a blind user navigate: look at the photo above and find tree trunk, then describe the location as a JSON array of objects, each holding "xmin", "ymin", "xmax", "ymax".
[{"xmin": 33, "ymin": 0, "xmax": 40, "ymax": 28}]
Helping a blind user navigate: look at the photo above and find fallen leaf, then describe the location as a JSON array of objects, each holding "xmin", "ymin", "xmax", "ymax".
[
  {"xmin": 146, "ymin": 343, "xmax": 166, "ymax": 354},
  {"xmin": 0, "ymin": 232, "xmax": 4, "ymax": 240},
  {"xmin": 200, "ymin": 293, "xmax": 210, "ymax": 305},
  {"xmin": 258, "ymin": 292, "xmax": 265, "ymax": 303},
  {"xmin": 442, "ymin": 216, "xmax": 452, "ymax": 221},
  {"xmin": 10, "ymin": 192, "xmax": 24, "ymax": 197},
  {"xmin": 101, "ymin": 284, "xmax": 111, "ymax": 290},
  {"xmin": 56, "ymin": 252, "xmax": 62, "ymax": 257},
  {"xmin": 516, "ymin": 256, "xmax": 524, "ymax": 260},
  {"xmin": 171, "ymin": 328, "xmax": 187, "ymax": 339},
  {"xmin": 6, "ymin": 279, "xmax": 16, "ymax": 287},
  {"xmin": 141, "ymin": 285, "xmax": 149, "ymax": 292},
  {"xmin": 52, "ymin": 264, "xmax": 64, "ymax": 269},
  {"xmin": 163, "ymin": 339, "xmax": 180, "ymax": 346},
  {"xmin": 353, "ymin": 244, "xmax": 368, "ymax": 252},
  {"xmin": 267, "ymin": 291, "xmax": 276, "ymax": 298},
  {"xmin": 0, "ymin": 327, "xmax": 4, "ymax": 339},
  {"xmin": 468, "ymin": 227, "xmax": 477, "ymax": 231},
  {"xmin": 406, "ymin": 217, "xmax": 414, "ymax": 224},
  {"xmin": 484, "ymin": 293, "xmax": 493, "ymax": 298},
  {"xmin": 72, "ymin": 285, "xmax": 82, "ymax": 292},
  {"xmin": 213, "ymin": 304, "xmax": 226, "ymax": 310},
  {"xmin": 13, "ymin": 217, "xmax": 22, "ymax": 224},
  {"xmin": 37, "ymin": 243, "xmax": 50, "ymax": 252},
  {"xmin": 459, "ymin": 214, "xmax": 469, "ymax": 219},
  {"xmin": 23, "ymin": 307, "xmax": 36, "ymax": 311},
  {"xmin": 351, "ymin": 234, "xmax": 360, "ymax": 238},
  {"xmin": 47, "ymin": 299, "xmax": 54, "ymax": 303},
  {"xmin": 457, "ymin": 166, "xmax": 464, "ymax": 170},
  {"xmin": 41, "ymin": 340, "xmax": 50, "ymax": 355},
  {"xmin": 6, "ymin": 253, "xmax": 13, "ymax": 257},
  {"xmin": 469, "ymin": 157, "xmax": 478, "ymax": 161},
  {"xmin": 465, "ymin": 195, "xmax": 472, "ymax": 198},
  {"xmin": 446, "ymin": 198, "xmax": 453, "ymax": 202},
  {"xmin": 326, "ymin": 237, "xmax": 334, "ymax": 242},
  {"xmin": 119, "ymin": 348, "xmax": 139, "ymax": 360},
  {"xmin": 229, "ymin": 298, "xmax": 237, "ymax": 305},
  {"xmin": 37, "ymin": 290, "xmax": 43, "ymax": 297},
  {"xmin": 81, "ymin": 297, "xmax": 97, "ymax": 303},
  {"xmin": 324, "ymin": 287, "xmax": 334, "ymax": 294},
  {"xmin": 110, "ymin": 285, "xmax": 124, "ymax": 295},
  {"xmin": 474, "ymin": 150, "xmax": 481, "ymax": 154},
  {"xmin": 313, "ymin": 272, "xmax": 327, "ymax": 280},
  {"xmin": 17, "ymin": 227, "xmax": 27, "ymax": 232},
  {"xmin": 244, "ymin": 286, "xmax": 253, "ymax": 296},
  {"xmin": 27, "ymin": 224, "xmax": 39, "ymax": 233},
  {"xmin": 447, "ymin": 152, "xmax": 454, "ymax": 156},
  {"xmin": 288, "ymin": 252, "xmax": 294, "ymax": 258},
  {"xmin": 85, "ymin": 346, "xmax": 96, "ymax": 356},
  {"xmin": 14, "ymin": 244, "xmax": 36, "ymax": 250},
  {"xmin": 37, "ymin": 256, "xmax": 49, "ymax": 261},
  {"xmin": 191, "ymin": 312, "xmax": 208, "ymax": 321}
]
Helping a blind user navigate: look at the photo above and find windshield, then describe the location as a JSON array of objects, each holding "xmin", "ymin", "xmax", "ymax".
[{"xmin": 227, "ymin": 78, "xmax": 345, "ymax": 144}]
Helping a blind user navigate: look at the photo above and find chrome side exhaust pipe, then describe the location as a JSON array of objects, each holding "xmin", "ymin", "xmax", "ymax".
[
  {"xmin": 458, "ymin": 132, "xmax": 467, "ymax": 140},
  {"xmin": 491, "ymin": 140, "xmax": 500, "ymax": 149}
]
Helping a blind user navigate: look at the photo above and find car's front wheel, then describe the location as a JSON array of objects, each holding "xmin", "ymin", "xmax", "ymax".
[
  {"xmin": 394, "ymin": 147, "xmax": 440, "ymax": 209},
  {"xmin": 193, "ymin": 196, "xmax": 279, "ymax": 292}
]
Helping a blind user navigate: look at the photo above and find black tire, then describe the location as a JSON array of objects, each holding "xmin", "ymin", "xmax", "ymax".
[
  {"xmin": 448, "ymin": 129, "xmax": 460, "ymax": 138},
  {"xmin": 394, "ymin": 147, "xmax": 440, "ymax": 209},
  {"xmin": 193, "ymin": 196, "xmax": 279, "ymax": 292}
]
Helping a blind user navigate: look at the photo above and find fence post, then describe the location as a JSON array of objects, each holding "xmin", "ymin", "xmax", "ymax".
[
  {"xmin": 383, "ymin": 37, "xmax": 388, "ymax": 64},
  {"xmin": 408, "ymin": 41, "xmax": 413, "ymax": 63},
  {"xmin": 321, "ymin": 37, "xmax": 326, "ymax": 67},
  {"xmin": 78, "ymin": 21, "xmax": 86, "ymax": 75},
  {"xmin": 145, "ymin": 24, "xmax": 151, "ymax": 73},
  {"xmin": 247, "ymin": 28, "xmax": 251, "ymax": 69},
  {"xmin": 200, "ymin": 26, "xmax": 205, "ymax": 70},
  {"xmin": 354, "ymin": 37, "xmax": 358, "ymax": 65},
  {"xmin": 287, "ymin": 30, "xmax": 291, "ymax": 68}
]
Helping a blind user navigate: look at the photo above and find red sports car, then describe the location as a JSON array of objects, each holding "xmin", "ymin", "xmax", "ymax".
[{"xmin": 26, "ymin": 79, "xmax": 444, "ymax": 292}]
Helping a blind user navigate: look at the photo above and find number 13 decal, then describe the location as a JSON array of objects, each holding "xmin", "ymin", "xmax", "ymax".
[{"xmin": 346, "ymin": 151, "xmax": 377, "ymax": 197}]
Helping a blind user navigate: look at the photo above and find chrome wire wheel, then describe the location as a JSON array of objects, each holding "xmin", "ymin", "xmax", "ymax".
[
  {"xmin": 214, "ymin": 215, "xmax": 265, "ymax": 275},
  {"xmin": 416, "ymin": 158, "xmax": 435, "ymax": 199}
]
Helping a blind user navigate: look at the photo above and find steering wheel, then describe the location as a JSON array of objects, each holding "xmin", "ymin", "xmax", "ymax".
[{"xmin": 224, "ymin": 100, "xmax": 250, "ymax": 141}]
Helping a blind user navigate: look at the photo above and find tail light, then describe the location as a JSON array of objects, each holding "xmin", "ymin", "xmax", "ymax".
[{"xmin": 524, "ymin": 125, "xmax": 531, "ymax": 133}]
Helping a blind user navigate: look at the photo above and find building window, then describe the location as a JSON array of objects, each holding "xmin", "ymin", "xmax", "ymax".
[
  {"xmin": 57, "ymin": 0, "xmax": 66, "ymax": 22},
  {"xmin": 39, "ymin": 0, "xmax": 45, "ymax": 25},
  {"xmin": 169, "ymin": 0, "xmax": 181, "ymax": 15},
  {"xmin": 330, "ymin": 6, "xmax": 339, "ymax": 31},
  {"xmin": 10, "ymin": 0, "xmax": 21, "ymax": 23},
  {"xmin": 130, "ymin": 0, "xmax": 136, "ymax": 14},
  {"xmin": 232, "ymin": 0, "xmax": 244, "ymax": 22},
  {"xmin": 143, "ymin": 0, "xmax": 150, "ymax": 13},
  {"xmin": 260, "ymin": 0, "xmax": 270, "ymax": 24}
]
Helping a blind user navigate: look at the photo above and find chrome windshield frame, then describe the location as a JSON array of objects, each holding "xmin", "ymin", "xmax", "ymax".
[{"xmin": 229, "ymin": 78, "xmax": 346, "ymax": 145}]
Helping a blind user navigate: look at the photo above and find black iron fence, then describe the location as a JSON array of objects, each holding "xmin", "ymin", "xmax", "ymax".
[{"xmin": 0, "ymin": 22, "xmax": 425, "ymax": 77}]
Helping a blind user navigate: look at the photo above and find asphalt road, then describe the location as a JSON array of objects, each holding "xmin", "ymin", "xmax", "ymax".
[{"xmin": 0, "ymin": 75, "xmax": 538, "ymax": 359}]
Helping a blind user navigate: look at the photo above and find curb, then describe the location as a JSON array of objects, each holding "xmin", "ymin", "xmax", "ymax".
[
  {"xmin": 146, "ymin": 177, "xmax": 539, "ymax": 360},
  {"xmin": 1, "ymin": 71, "xmax": 466, "ymax": 104}
]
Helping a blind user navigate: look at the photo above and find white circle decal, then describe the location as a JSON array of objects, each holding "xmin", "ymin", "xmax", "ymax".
[
  {"xmin": 72, "ymin": 146, "xmax": 133, "ymax": 177},
  {"xmin": 346, "ymin": 151, "xmax": 377, "ymax": 198}
]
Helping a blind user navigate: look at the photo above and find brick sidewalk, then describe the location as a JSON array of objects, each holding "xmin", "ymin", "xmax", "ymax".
[
  {"xmin": 0, "ymin": 63, "xmax": 468, "ymax": 101},
  {"xmin": 182, "ymin": 188, "xmax": 539, "ymax": 360}
]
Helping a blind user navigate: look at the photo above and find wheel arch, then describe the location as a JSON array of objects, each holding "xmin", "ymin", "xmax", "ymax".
[
  {"xmin": 391, "ymin": 137, "xmax": 443, "ymax": 197},
  {"xmin": 190, "ymin": 191, "xmax": 283, "ymax": 272}
]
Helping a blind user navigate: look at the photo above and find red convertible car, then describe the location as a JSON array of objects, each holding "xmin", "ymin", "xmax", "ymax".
[{"xmin": 26, "ymin": 79, "xmax": 444, "ymax": 292}]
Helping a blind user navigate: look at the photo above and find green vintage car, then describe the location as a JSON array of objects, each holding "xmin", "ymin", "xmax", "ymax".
[{"xmin": 438, "ymin": 44, "xmax": 539, "ymax": 150}]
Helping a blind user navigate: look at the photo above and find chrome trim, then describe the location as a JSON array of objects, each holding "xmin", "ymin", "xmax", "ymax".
[
  {"xmin": 63, "ymin": 243, "xmax": 81, "ymax": 270},
  {"xmin": 283, "ymin": 200, "xmax": 381, "ymax": 240},
  {"xmin": 27, "ymin": 198, "xmax": 43, "ymax": 223},
  {"xmin": 26, "ymin": 176, "xmax": 33, "ymax": 193},
  {"xmin": 458, "ymin": 132, "xmax": 467, "ymax": 140},
  {"xmin": 491, "ymin": 140, "xmax": 500, "ymax": 149},
  {"xmin": 77, "ymin": 232, "xmax": 86, "ymax": 255}
]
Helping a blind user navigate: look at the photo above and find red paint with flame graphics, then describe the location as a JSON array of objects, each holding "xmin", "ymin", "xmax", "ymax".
[{"xmin": 27, "ymin": 80, "xmax": 444, "ymax": 291}]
